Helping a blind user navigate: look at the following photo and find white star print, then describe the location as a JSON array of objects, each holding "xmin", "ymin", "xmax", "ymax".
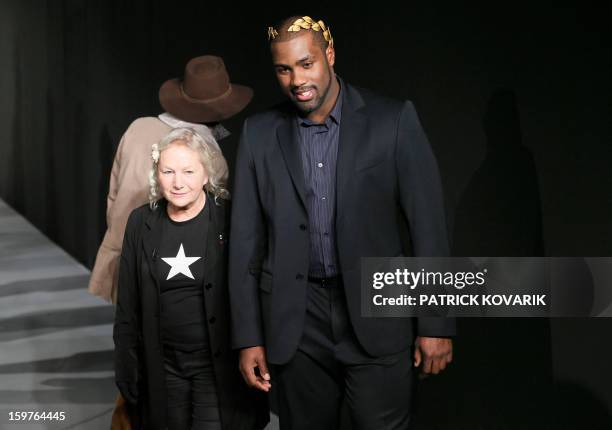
[{"xmin": 161, "ymin": 244, "xmax": 201, "ymax": 280}]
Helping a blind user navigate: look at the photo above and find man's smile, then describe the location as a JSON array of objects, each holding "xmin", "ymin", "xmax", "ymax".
[{"xmin": 293, "ymin": 87, "xmax": 315, "ymax": 101}]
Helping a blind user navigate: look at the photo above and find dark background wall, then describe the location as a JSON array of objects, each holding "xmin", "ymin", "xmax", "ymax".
[{"xmin": 1, "ymin": 1, "xmax": 611, "ymax": 427}]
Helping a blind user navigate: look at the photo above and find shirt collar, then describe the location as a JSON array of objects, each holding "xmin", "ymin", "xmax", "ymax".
[{"xmin": 158, "ymin": 112, "xmax": 230, "ymax": 141}]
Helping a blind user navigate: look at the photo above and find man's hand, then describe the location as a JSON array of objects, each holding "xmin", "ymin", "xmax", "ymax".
[
  {"xmin": 239, "ymin": 346, "xmax": 271, "ymax": 392},
  {"xmin": 413, "ymin": 336, "xmax": 453, "ymax": 375}
]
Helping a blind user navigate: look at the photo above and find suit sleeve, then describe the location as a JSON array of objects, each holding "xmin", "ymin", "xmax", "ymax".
[
  {"xmin": 113, "ymin": 210, "xmax": 142, "ymax": 384},
  {"xmin": 395, "ymin": 101, "xmax": 456, "ymax": 337},
  {"xmin": 228, "ymin": 119, "xmax": 266, "ymax": 349}
]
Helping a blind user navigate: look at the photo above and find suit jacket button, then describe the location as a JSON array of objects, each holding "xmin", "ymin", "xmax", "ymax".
[
  {"xmin": 214, "ymin": 349, "xmax": 221, "ymax": 358},
  {"xmin": 205, "ymin": 283, "xmax": 213, "ymax": 290},
  {"xmin": 296, "ymin": 274, "xmax": 304, "ymax": 280},
  {"xmin": 299, "ymin": 224, "xmax": 307, "ymax": 231},
  {"xmin": 209, "ymin": 316, "xmax": 216, "ymax": 324}
]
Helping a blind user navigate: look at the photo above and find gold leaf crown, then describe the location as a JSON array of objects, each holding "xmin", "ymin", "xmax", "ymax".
[{"xmin": 267, "ymin": 16, "xmax": 334, "ymax": 48}]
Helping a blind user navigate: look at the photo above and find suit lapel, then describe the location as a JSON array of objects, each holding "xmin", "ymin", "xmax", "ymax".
[
  {"xmin": 336, "ymin": 84, "xmax": 368, "ymax": 225},
  {"xmin": 277, "ymin": 117, "xmax": 307, "ymax": 209},
  {"xmin": 142, "ymin": 203, "xmax": 164, "ymax": 289},
  {"xmin": 276, "ymin": 83, "xmax": 368, "ymax": 216},
  {"xmin": 202, "ymin": 197, "xmax": 220, "ymax": 283}
]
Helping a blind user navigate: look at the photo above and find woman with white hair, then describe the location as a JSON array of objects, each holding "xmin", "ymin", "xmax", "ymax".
[{"xmin": 113, "ymin": 127, "xmax": 267, "ymax": 430}]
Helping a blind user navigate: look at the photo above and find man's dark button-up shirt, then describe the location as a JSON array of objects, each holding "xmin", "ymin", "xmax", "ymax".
[{"xmin": 296, "ymin": 80, "xmax": 343, "ymax": 278}]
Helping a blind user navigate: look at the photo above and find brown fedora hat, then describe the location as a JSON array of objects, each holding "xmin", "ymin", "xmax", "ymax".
[{"xmin": 159, "ymin": 55, "xmax": 253, "ymax": 123}]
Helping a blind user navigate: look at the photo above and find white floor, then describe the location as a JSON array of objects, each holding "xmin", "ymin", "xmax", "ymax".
[{"xmin": 0, "ymin": 199, "xmax": 278, "ymax": 429}]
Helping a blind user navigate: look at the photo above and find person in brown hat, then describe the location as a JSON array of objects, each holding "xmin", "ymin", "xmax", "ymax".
[
  {"xmin": 159, "ymin": 55, "xmax": 254, "ymax": 124},
  {"xmin": 90, "ymin": 55, "xmax": 253, "ymax": 304}
]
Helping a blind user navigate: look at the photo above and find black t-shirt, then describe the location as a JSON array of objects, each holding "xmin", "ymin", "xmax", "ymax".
[{"xmin": 157, "ymin": 202, "xmax": 210, "ymax": 351}]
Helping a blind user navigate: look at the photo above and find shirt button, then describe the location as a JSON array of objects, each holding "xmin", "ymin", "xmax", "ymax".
[
  {"xmin": 322, "ymin": 196, "xmax": 326, "ymax": 200},
  {"xmin": 205, "ymin": 283, "xmax": 213, "ymax": 290},
  {"xmin": 317, "ymin": 162, "xmax": 324, "ymax": 168},
  {"xmin": 209, "ymin": 316, "xmax": 216, "ymax": 324}
]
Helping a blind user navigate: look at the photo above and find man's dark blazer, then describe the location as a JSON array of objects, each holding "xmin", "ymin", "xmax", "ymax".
[{"xmin": 229, "ymin": 81, "xmax": 455, "ymax": 365}]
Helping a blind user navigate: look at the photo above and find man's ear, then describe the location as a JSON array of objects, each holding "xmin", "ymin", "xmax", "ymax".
[{"xmin": 326, "ymin": 45, "xmax": 335, "ymax": 67}]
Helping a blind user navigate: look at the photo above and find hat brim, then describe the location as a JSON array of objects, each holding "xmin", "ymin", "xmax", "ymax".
[{"xmin": 159, "ymin": 78, "xmax": 253, "ymax": 123}]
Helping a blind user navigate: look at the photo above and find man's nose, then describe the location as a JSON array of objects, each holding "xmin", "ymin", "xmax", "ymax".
[{"xmin": 291, "ymin": 70, "xmax": 307, "ymax": 88}]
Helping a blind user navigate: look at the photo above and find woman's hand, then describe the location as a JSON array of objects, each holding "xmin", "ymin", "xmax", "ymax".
[{"xmin": 116, "ymin": 381, "xmax": 139, "ymax": 405}]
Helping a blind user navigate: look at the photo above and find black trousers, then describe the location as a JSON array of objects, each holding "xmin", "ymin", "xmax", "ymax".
[
  {"xmin": 163, "ymin": 346, "xmax": 222, "ymax": 430},
  {"xmin": 274, "ymin": 280, "xmax": 414, "ymax": 430}
]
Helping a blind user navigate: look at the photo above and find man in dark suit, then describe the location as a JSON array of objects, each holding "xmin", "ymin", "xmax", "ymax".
[{"xmin": 229, "ymin": 15, "xmax": 454, "ymax": 430}]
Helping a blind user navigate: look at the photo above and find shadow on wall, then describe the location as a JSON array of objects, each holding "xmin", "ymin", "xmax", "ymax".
[
  {"xmin": 415, "ymin": 91, "xmax": 608, "ymax": 429},
  {"xmin": 454, "ymin": 88, "xmax": 544, "ymax": 256},
  {"xmin": 415, "ymin": 89, "xmax": 557, "ymax": 429}
]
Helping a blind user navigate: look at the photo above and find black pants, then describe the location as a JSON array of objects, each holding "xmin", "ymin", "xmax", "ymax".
[
  {"xmin": 163, "ymin": 346, "xmax": 222, "ymax": 430},
  {"xmin": 274, "ymin": 280, "xmax": 414, "ymax": 430}
]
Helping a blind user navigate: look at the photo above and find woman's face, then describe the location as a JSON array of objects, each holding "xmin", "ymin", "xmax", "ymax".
[{"xmin": 157, "ymin": 141, "xmax": 208, "ymax": 210}]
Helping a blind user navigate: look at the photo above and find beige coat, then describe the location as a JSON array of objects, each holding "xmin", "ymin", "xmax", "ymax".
[{"xmin": 89, "ymin": 117, "xmax": 171, "ymax": 303}]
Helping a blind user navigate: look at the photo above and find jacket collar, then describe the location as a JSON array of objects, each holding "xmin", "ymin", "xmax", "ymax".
[
  {"xmin": 335, "ymin": 80, "xmax": 368, "ymax": 225},
  {"xmin": 276, "ymin": 78, "xmax": 368, "ymax": 219}
]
